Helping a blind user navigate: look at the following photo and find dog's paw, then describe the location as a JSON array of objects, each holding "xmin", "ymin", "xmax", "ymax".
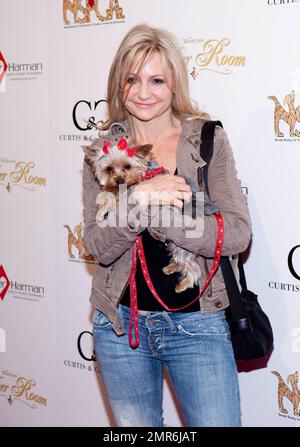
[
  {"xmin": 96, "ymin": 199, "xmax": 110, "ymax": 223},
  {"xmin": 175, "ymin": 277, "xmax": 194, "ymax": 293},
  {"xmin": 163, "ymin": 262, "xmax": 178, "ymax": 275}
]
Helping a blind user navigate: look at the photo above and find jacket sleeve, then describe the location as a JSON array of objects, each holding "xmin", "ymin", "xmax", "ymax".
[
  {"xmin": 148, "ymin": 126, "xmax": 252, "ymax": 257},
  {"xmin": 82, "ymin": 158, "xmax": 155, "ymax": 266}
]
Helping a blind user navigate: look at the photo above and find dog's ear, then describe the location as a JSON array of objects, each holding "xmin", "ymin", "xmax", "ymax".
[
  {"xmin": 81, "ymin": 138, "xmax": 103, "ymax": 160},
  {"xmin": 81, "ymin": 145, "xmax": 98, "ymax": 159},
  {"xmin": 135, "ymin": 144, "xmax": 153, "ymax": 158}
]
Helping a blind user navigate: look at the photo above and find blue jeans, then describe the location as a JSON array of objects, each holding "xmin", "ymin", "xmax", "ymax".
[{"xmin": 92, "ymin": 303, "xmax": 241, "ymax": 427}]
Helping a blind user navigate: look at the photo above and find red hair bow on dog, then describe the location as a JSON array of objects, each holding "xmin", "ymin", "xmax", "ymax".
[
  {"xmin": 103, "ymin": 138, "xmax": 136, "ymax": 157},
  {"xmin": 102, "ymin": 140, "xmax": 112, "ymax": 154}
]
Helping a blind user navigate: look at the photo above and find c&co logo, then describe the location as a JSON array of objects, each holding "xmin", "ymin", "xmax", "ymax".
[
  {"xmin": 0, "ymin": 265, "xmax": 10, "ymax": 302},
  {"xmin": 272, "ymin": 370, "xmax": 300, "ymax": 421},
  {"xmin": 64, "ymin": 222, "xmax": 96, "ymax": 263},
  {"xmin": 181, "ymin": 37, "xmax": 246, "ymax": 80},
  {"xmin": 0, "ymin": 158, "xmax": 46, "ymax": 193},
  {"xmin": 288, "ymin": 245, "xmax": 300, "ymax": 281},
  {"xmin": 59, "ymin": 99, "xmax": 106, "ymax": 142},
  {"xmin": 0, "ymin": 370, "xmax": 47, "ymax": 409},
  {"xmin": 268, "ymin": 245, "xmax": 300, "ymax": 293},
  {"xmin": 268, "ymin": 90, "xmax": 300, "ymax": 141},
  {"xmin": 63, "ymin": 331, "xmax": 99, "ymax": 373},
  {"xmin": 63, "ymin": 0, "xmax": 125, "ymax": 27}
]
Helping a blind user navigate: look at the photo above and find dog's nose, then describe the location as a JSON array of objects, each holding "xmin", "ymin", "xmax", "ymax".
[{"xmin": 116, "ymin": 178, "xmax": 125, "ymax": 184}]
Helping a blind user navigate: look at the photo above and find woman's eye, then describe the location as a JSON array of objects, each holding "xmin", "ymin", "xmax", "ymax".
[
  {"xmin": 152, "ymin": 78, "xmax": 164, "ymax": 84},
  {"xmin": 127, "ymin": 77, "xmax": 137, "ymax": 84}
]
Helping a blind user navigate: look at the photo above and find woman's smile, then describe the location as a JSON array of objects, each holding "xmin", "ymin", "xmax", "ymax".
[{"xmin": 134, "ymin": 102, "xmax": 157, "ymax": 108}]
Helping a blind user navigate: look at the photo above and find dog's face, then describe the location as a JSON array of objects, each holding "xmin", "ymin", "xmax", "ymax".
[{"xmin": 82, "ymin": 139, "xmax": 153, "ymax": 192}]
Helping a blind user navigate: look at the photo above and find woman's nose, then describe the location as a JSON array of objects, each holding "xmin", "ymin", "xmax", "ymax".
[{"xmin": 137, "ymin": 82, "xmax": 151, "ymax": 100}]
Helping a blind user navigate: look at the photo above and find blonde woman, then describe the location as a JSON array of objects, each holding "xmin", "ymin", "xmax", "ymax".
[{"xmin": 83, "ymin": 23, "xmax": 251, "ymax": 427}]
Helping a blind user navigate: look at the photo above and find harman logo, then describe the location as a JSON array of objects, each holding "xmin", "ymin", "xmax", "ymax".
[
  {"xmin": 0, "ymin": 265, "xmax": 10, "ymax": 301},
  {"xmin": 272, "ymin": 370, "xmax": 300, "ymax": 420},
  {"xmin": 0, "ymin": 51, "xmax": 8, "ymax": 91},
  {"xmin": 268, "ymin": 90, "xmax": 300, "ymax": 140},
  {"xmin": 63, "ymin": 0, "xmax": 125, "ymax": 26},
  {"xmin": 4, "ymin": 60, "xmax": 43, "ymax": 84},
  {"xmin": 0, "ymin": 371, "xmax": 47, "ymax": 409},
  {"xmin": 0, "ymin": 158, "xmax": 46, "ymax": 193},
  {"xmin": 0, "ymin": 270, "xmax": 45, "ymax": 303},
  {"xmin": 7, "ymin": 62, "xmax": 43, "ymax": 73},
  {"xmin": 182, "ymin": 37, "xmax": 246, "ymax": 79},
  {"xmin": 64, "ymin": 223, "xmax": 96, "ymax": 263}
]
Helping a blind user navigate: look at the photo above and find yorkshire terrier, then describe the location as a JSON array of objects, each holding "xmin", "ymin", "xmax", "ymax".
[{"xmin": 82, "ymin": 122, "xmax": 202, "ymax": 293}]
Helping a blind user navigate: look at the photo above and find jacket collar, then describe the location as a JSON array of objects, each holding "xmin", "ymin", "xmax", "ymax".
[
  {"xmin": 178, "ymin": 112, "xmax": 207, "ymax": 167},
  {"xmin": 121, "ymin": 112, "xmax": 207, "ymax": 163}
]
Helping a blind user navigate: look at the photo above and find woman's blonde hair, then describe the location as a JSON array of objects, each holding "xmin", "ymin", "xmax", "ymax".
[{"xmin": 102, "ymin": 23, "xmax": 206, "ymax": 130}]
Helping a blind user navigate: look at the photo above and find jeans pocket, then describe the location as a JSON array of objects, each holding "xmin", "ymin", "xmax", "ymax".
[{"xmin": 92, "ymin": 308, "xmax": 112, "ymax": 329}]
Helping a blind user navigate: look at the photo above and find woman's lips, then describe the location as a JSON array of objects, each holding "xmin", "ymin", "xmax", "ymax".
[{"xmin": 134, "ymin": 102, "xmax": 156, "ymax": 108}]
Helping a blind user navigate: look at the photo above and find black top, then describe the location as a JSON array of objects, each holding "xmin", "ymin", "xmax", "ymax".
[{"xmin": 121, "ymin": 168, "xmax": 201, "ymax": 312}]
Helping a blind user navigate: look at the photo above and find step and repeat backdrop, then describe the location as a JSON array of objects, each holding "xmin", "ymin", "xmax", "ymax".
[{"xmin": 1, "ymin": 0, "xmax": 300, "ymax": 427}]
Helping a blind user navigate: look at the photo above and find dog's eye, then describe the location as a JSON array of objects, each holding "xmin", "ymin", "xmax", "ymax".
[
  {"xmin": 124, "ymin": 164, "xmax": 131, "ymax": 170},
  {"xmin": 106, "ymin": 166, "xmax": 113, "ymax": 172}
]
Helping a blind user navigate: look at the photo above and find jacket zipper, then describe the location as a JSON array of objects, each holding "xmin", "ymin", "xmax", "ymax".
[{"xmin": 104, "ymin": 265, "xmax": 115, "ymax": 287}]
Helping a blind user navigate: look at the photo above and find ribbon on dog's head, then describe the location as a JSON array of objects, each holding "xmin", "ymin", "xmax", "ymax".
[{"xmin": 102, "ymin": 138, "xmax": 136, "ymax": 157}]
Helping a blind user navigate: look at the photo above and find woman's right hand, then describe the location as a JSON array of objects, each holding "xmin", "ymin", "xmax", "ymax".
[{"xmin": 131, "ymin": 173, "xmax": 192, "ymax": 208}]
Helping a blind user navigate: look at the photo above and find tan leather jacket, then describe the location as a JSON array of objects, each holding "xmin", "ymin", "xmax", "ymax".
[{"xmin": 82, "ymin": 113, "xmax": 252, "ymax": 336}]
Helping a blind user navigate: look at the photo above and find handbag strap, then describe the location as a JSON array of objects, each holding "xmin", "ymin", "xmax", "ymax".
[
  {"xmin": 220, "ymin": 257, "xmax": 247, "ymax": 320},
  {"xmin": 238, "ymin": 252, "xmax": 247, "ymax": 290},
  {"xmin": 199, "ymin": 120, "xmax": 249, "ymax": 322},
  {"xmin": 199, "ymin": 120, "xmax": 223, "ymax": 197}
]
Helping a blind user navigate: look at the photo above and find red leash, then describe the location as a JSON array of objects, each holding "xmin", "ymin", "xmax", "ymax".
[{"xmin": 128, "ymin": 198, "xmax": 224, "ymax": 347}]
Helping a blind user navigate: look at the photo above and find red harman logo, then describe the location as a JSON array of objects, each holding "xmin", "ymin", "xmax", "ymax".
[
  {"xmin": 0, "ymin": 52, "xmax": 8, "ymax": 86},
  {"xmin": 0, "ymin": 265, "xmax": 10, "ymax": 301}
]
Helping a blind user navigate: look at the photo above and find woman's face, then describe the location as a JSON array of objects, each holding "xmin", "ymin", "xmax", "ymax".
[{"xmin": 122, "ymin": 51, "xmax": 175, "ymax": 122}]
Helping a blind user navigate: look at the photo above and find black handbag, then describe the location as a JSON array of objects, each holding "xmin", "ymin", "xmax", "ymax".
[
  {"xmin": 199, "ymin": 121, "xmax": 274, "ymax": 362},
  {"xmin": 221, "ymin": 255, "xmax": 273, "ymax": 361}
]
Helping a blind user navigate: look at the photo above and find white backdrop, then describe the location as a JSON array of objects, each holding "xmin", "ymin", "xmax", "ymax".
[{"xmin": 1, "ymin": 0, "xmax": 300, "ymax": 427}]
